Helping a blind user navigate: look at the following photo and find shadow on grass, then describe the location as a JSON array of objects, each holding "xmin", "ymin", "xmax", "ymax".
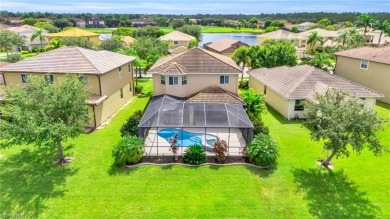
[
  {"xmin": 377, "ymin": 101, "xmax": 390, "ymax": 110},
  {"xmin": 292, "ymin": 168, "xmax": 380, "ymax": 219},
  {"xmin": 0, "ymin": 146, "xmax": 78, "ymax": 218},
  {"xmin": 266, "ymin": 106, "xmax": 302, "ymax": 125}
]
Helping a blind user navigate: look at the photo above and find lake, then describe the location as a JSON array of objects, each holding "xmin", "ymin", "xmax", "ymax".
[{"xmin": 100, "ymin": 32, "xmax": 259, "ymax": 46}]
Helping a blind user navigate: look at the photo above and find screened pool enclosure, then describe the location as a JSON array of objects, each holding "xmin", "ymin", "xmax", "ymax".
[{"xmin": 138, "ymin": 95, "xmax": 254, "ymax": 156}]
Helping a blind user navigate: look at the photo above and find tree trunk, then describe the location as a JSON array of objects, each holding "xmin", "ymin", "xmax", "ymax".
[
  {"xmin": 57, "ymin": 141, "xmax": 65, "ymax": 164},
  {"xmin": 323, "ymin": 150, "xmax": 337, "ymax": 168},
  {"xmin": 378, "ymin": 31, "xmax": 383, "ymax": 45},
  {"xmin": 241, "ymin": 63, "xmax": 245, "ymax": 82}
]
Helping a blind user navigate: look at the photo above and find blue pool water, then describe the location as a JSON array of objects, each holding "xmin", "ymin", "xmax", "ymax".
[{"xmin": 157, "ymin": 128, "xmax": 217, "ymax": 147}]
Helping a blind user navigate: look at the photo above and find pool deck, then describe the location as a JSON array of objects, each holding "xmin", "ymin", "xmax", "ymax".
[{"xmin": 144, "ymin": 128, "xmax": 246, "ymax": 156}]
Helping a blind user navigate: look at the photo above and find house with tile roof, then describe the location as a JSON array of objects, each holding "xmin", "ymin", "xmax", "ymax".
[
  {"xmin": 334, "ymin": 46, "xmax": 390, "ymax": 103},
  {"xmin": 297, "ymin": 22, "xmax": 315, "ymax": 32},
  {"xmin": 149, "ymin": 47, "xmax": 243, "ymax": 102},
  {"xmin": 203, "ymin": 38, "xmax": 248, "ymax": 56},
  {"xmin": 0, "ymin": 46, "xmax": 136, "ymax": 129},
  {"xmin": 8, "ymin": 25, "xmax": 49, "ymax": 51},
  {"xmin": 158, "ymin": 31, "xmax": 196, "ymax": 54},
  {"xmin": 249, "ymin": 65, "xmax": 383, "ymax": 120},
  {"xmin": 46, "ymin": 27, "xmax": 100, "ymax": 44}
]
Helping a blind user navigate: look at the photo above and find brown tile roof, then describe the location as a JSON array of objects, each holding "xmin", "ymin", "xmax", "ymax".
[
  {"xmin": 86, "ymin": 94, "xmax": 107, "ymax": 105},
  {"xmin": 159, "ymin": 31, "xmax": 195, "ymax": 41},
  {"xmin": 205, "ymin": 38, "xmax": 248, "ymax": 53},
  {"xmin": 0, "ymin": 23, "xmax": 11, "ymax": 29},
  {"xmin": 186, "ymin": 86, "xmax": 245, "ymax": 105},
  {"xmin": 297, "ymin": 28, "xmax": 339, "ymax": 38},
  {"xmin": 150, "ymin": 47, "xmax": 242, "ymax": 74},
  {"xmin": 335, "ymin": 46, "xmax": 390, "ymax": 65},
  {"xmin": 161, "ymin": 62, "xmax": 188, "ymax": 74},
  {"xmin": 249, "ymin": 65, "xmax": 383, "ymax": 99},
  {"xmin": 0, "ymin": 46, "xmax": 136, "ymax": 75}
]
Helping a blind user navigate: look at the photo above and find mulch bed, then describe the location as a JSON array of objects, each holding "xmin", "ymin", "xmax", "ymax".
[{"xmin": 138, "ymin": 155, "xmax": 250, "ymax": 164}]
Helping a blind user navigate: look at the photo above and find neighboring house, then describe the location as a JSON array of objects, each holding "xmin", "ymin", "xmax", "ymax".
[
  {"xmin": 258, "ymin": 21, "xmax": 266, "ymax": 28},
  {"xmin": 75, "ymin": 18, "xmax": 86, "ymax": 27},
  {"xmin": 88, "ymin": 17, "xmax": 105, "ymax": 27},
  {"xmin": 0, "ymin": 46, "xmax": 136, "ymax": 129},
  {"xmin": 297, "ymin": 22, "xmax": 315, "ymax": 32},
  {"xmin": 131, "ymin": 19, "xmax": 156, "ymax": 27},
  {"xmin": 149, "ymin": 47, "xmax": 242, "ymax": 98},
  {"xmin": 7, "ymin": 18, "xmax": 23, "ymax": 27},
  {"xmin": 46, "ymin": 27, "xmax": 100, "ymax": 44},
  {"xmin": 8, "ymin": 25, "xmax": 49, "ymax": 51},
  {"xmin": 158, "ymin": 31, "xmax": 195, "ymax": 54},
  {"xmin": 334, "ymin": 46, "xmax": 390, "ymax": 103},
  {"xmin": 203, "ymin": 38, "xmax": 248, "ymax": 56},
  {"xmin": 249, "ymin": 65, "xmax": 383, "ymax": 120}
]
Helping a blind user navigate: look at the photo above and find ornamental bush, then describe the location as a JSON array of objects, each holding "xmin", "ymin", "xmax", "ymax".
[
  {"xmin": 213, "ymin": 137, "xmax": 228, "ymax": 162},
  {"xmin": 120, "ymin": 110, "xmax": 143, "ymax": 137},
  {"xmin": 112, "ymin": 136, "xmax": 144, "ymax": 166},
  {"xmin": 247, "ymin": 134, "xmax": 278, "ymax": 166},
  {"xmin": 183, "ymin": 144, "xmax": 206, "ymax": 165}
]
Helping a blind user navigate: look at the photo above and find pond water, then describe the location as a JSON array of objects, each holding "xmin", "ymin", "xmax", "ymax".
[{"xmin": 100, "ymin": 32, "xmax": 259, "ymax": 46}]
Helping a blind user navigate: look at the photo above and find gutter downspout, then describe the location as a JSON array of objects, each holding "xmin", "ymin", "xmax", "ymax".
[
  {"xmin": 2, "ymin": 74, "xmax": 6, "ymax": 86},
  {"xmin": 97, "ymin": 75, "xmax": 102, "ymax": 96},
  {"xmin": 92, "ymin": 105, "xmax": 97, "ymax": 129}
]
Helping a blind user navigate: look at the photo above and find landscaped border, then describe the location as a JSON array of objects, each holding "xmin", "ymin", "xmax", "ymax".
[{"xmin": 125, "ymin": 162, "xmax": 269, "ymax": 169}]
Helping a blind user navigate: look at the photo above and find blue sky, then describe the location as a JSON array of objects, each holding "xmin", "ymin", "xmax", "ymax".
[{"xmin": 1, "ymin": 0, "xmax": 389, "ymax": 14}]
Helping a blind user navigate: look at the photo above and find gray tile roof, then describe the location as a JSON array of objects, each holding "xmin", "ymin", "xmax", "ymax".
[
  {"xmin": 159, "ymin": 31, "xmax": 195, "ymax": 41},
  {"xmin": 335, "ymin": 46, "xmax": 390, "ymax": 65},
  {"xmin": 205, "ymin": 38, "xmax": 248, "ymax": 53},
  {"xmin": 150, "ymin": 47, "xmax": 242, "ymax": 74},
  {"xmin": 0, "ymin": 46, "xmax": 136, "ymax": 75},
  {"xmin": 249, "ymin": 65, "xmax": 383, "ymax": 99}
]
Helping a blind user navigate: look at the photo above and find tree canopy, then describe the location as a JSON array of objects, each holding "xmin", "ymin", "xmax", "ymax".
[
  {"xmin": 177, "ymin": 25, "xmax": 202, "ymax": 41},
  {"xmin": 0, "ymin": 74, "xmax": 91, "ymax": 164},
  {"xmin": 0, "ymin": 29, "xmax": 25, "ymax": 57},
  {"xmin": 304, "ymin": 89, "xmax": 385, "ymax": 167},
  {"xmin": 250, "ymin": 40, "xmax": 297, "ymax": 68}
]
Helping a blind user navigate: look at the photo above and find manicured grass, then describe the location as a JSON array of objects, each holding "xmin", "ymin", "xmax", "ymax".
[{"xmin": 0, "ymin": 79, "xmax": 389, "ymax": 218}]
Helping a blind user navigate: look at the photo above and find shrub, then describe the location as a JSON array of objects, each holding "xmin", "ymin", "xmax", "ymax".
[
  {"xmin": 120, "ymin": 110, "xmax": 143, "ymax": 137},
  {"xmin": 183, "ymin": 144, "xmax": 206, "ymax": 165},
  {"xmin": 213, "ymin": 137, "xmax": 228, "ymax": 162},
  {"xmin": 248, "ymin": 113, "xmax": 269, "ymax": 135},
  {"xmin": 7, "ymin": 53, "xmax": 22, "ymax": 63},
  {"xmin": 247, "ymin": 134, "xmax": 278, "ymax": 166},
  {"xmin": 135, "ymin": 85, "xmax": 143, "ymax": 94},
  {"xmin": 238, "ymin": 80, "xmax": 249, "ymax": 89},
  {"xmin": 112, "ymin": 136, "xmax": 144, "ymax": 166},
  {"xmin": 21, "ymin": 50, "xmax": 29, "ymax": 54}
]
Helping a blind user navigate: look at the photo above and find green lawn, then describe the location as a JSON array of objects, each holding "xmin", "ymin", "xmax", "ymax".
[{"xmin": 0, "ymin": 79, "xmax": 389, "ymax": 218}]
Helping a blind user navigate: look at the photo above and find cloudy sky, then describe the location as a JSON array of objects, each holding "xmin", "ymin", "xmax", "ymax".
[{"xmin": 1, "ymin": 0, "xmax": 389, "ymax": 14}]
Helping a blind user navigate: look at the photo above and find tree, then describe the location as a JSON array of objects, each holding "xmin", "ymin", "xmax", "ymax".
[
  {"xmin": 251, "ymin": 40, "xmax": 297, "ymax": 68},
  {"xmin": 307, "ymin": 31, "xmax": 323, "ymax": 54},
  {"xmin": 304, "ymin": 88, "xmax": 385, "ymax": 167},
  {"xmin": 30, "ymin": 28, "xmax": 45, "ymax": 51},
  {"xmin": 240, "ymin": 88, "xmax": 266, "ymax": 119},
  {"xmin": 317, "ymin": 18, "xmax": 331, "ymax": 27},
  {"xmin": 264, "ymin": 26, "xmax": 279, "ymax": 33},
  {"xmin": 172, "ymin": 19, "xmax": 186, "ymax": 29},
  {"xmin": 188, "ymin": 39, "xmax": 198, "ymax": 48},
  {"xmin": 0, "ymin": 74, "xmax": 91, "ymax": 164},
  {"xmin": 290, "ymin": 26, "xmax": 299, "ymax": 33},
  {"xmin": 231, "ymin": 46, "xmax": 250, "ymax": 82},
  {"xmin": 53, "ymin": 18, "xmax": 74, "ymax": 29},
  {"xmin": 335, "ymin": 28, "xmax": 365, "ymax": 49},
  {"xmin": 34, "ymin": 21, "xmax": 59, "ymax": 33},
  {"xmin": 22, "ymin": 18, "xmax": 37, "ymax": 26},
  {"xmin": 131, "ymin": 26, "xmax": 164, "ymax": 38},
  {"xmin": 249, "ymin": 17, "xmax": 259, "ymax": 28},
  {"xmin": 0, "ymin": 29, "xmax": 25, "ymax": 57},
  {"xmin": 356, "ymin": 14, "xmax": 374, "ymax": 36},
  {"xmin": 99, "ymin": 37, "xmax": 124, "ymax": 51},
  {"xmin": 372, "ymin": 20, "xmax": 390, "ymax": 45},
  {"xmin": 301, "ymin": 52, "xmax": 333, "ymax": 71},
  {"xmin": 61, "ymin": 37, "xmax": 95, "ymax": 50},
  {"xmin": 112, "ymin": 27, "xmax": 132, "ymax": 36},
  {"xmin": 177, "ymin": 25, "xmax": 202, "ymax": 41},
  {"xmin": 270, "ymin": 20, "xmax": 284, "ymax": 28}
]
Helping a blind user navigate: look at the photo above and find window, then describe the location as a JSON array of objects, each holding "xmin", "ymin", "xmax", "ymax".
[
  {"xmin": 128, "ymin": 64, "xmax": 131, "ymax": 73},
  {"xmin": 220, "ymin": 75, "xmax": 229, "ymax": 84},
  {"xmin": 161, "ymin": 75, "xmax": 165, "ymax": 85},
  {"xmin": 21, "ymin": 73, "xmax": 29, "ymax": 83},
  {"xmin": 119, "ymin": 67, "xmax": 122, "ymax": 79},
  {"xmin": 182, "ymin": 75, "xmax": 187, "ymax": 85},
  {"xmin": 169, "ymin": 76, "xmax": 178, "ymax": 85},
  {"xmin": 79, "ymin": 75, "xmax": 89, "ymax": 85},
  {"xmin": 120, "ymin": 88, "xmax": 123, "ymax": 99},
  {"xmin": 173, "ymin": 41, "xmax": 179, "ymax": 46},
  {"xmin": 129, "ymin": 82, "xmax": 132, "ymax": 92},
  {"xmin": 294, "ymin": 99, "xmax": 305, "ymax": 111},
  {"xmin": 44, "ymin": 74, "xmax": 54, "ymax": 84},
  {"xmin": 263, "ymin": 86, "xmax": 267, "ymax": 95},
  {"xmin": 360, "ymin": 60, "xmax": 369, "ymax": 69}
]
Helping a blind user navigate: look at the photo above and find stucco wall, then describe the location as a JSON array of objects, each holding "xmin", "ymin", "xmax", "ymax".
[
  {"xmin": 334, "ymin": 56, "xmax": 390, "ymax": 103},
  {"xmin": 153, "ymin": 73, "xmax": 239, "ymax": 97}
]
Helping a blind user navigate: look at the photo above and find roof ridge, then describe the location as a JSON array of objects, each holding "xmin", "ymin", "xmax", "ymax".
[
  {"xmin": 186, "ymin": 85, "xmax": 245, "ymax": 104},
  {"xmin": 75, "ymin": 47, "xmax": 102, "ymax": 73},
  {"xmin": 150, "ymin": 48, "xmax": 194, "ymax": 71},
  {"xmin": 199, "ymin": 48, "xmax": 242, "ymax": 72},
  {"xmin": 287, "ymin": 65, "xmax": 315, "ymax": 97}
]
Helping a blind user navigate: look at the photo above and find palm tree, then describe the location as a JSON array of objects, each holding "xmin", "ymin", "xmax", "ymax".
[
  {"xmin": 31, "ymin": 28, "xmax": 45, "ymax": 52},
  {"xmin": 307, "ymin": 31, "xmax": 323, "ymax": 54},
  {"xmin": 356, "ymin": 14, "xmax": 374, "ymax": 36},
  {"xmin": 373, "ymin": 20, "xmax": 390, "ymax": 45},
  {"xmin": 231, "ymin": 46, "xmax": 251, "ymax": 82},
  {"xmin": 335, "ymin": 28, "xmax": 365, "ymax": 49}
]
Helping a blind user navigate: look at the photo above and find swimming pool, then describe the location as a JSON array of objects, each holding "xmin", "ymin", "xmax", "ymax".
[{"xmin": 157, "ymin": 128, "xmax": 217, "ymax": 147}]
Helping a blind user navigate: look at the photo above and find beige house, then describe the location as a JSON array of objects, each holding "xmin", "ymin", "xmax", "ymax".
[
  {"xmin": 297, "ymin": 22, "xmax": 315, "ymax": 32},
  {"xmin": 203, "ymin": 38, "xmax": 248, "ymax": 56},
  {"xmin": 0, "ymin": 46, "xmax": 136, "ymax": 129},
  {"xmin": 158, "ymin": 31, "xmax": 195, "ymax": 54},
  {"xmin": 8, "ymin": 25, "xmax": 49, "ymax": 51},
  {"xmin": 149, "ymin": 47, "xmax": 242, "ymax": 99},
  {"xmin": 334, "ymin": 47, "xmax": 390, "ymax": 103},
  {"xmin": 249, "ymin": 65, "xmax": 383, "ymax": 120}
]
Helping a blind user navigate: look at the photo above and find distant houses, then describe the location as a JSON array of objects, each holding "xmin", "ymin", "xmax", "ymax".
[
  {"xmin": 334, "ymin": 46, "xmax": 390, "ymax": 104},
  {"xmin": 158, "ymin": 31, "xmax": 195, "ymax": 54},
  {"xmin": 131, "ymin": 19, "xmax": 156, "ymax": 27},
  {"xmin": 75, "ymin": 18, "xmax": 86, "ymax": 27},
  {"xmin": 8, "ymin": 25, "xmax": 49, "ymax": 51},
  {"xmin": 0, "ymin": 47, "xmax": 136, "ymax": 129},
  {"xmin": 203, "ymin": 38, "xmax": 248, "ymax": 56},
  {"xmin": 297, "ymin": 22, "xmax": 315, "ymax": 32},
  {"xmin": 88, "ymin": 17, "xmax": 105, "ymax": 27},
  {"xmin": 46, "ymin": 27, "xmax": 100, "ymax": 44}
]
